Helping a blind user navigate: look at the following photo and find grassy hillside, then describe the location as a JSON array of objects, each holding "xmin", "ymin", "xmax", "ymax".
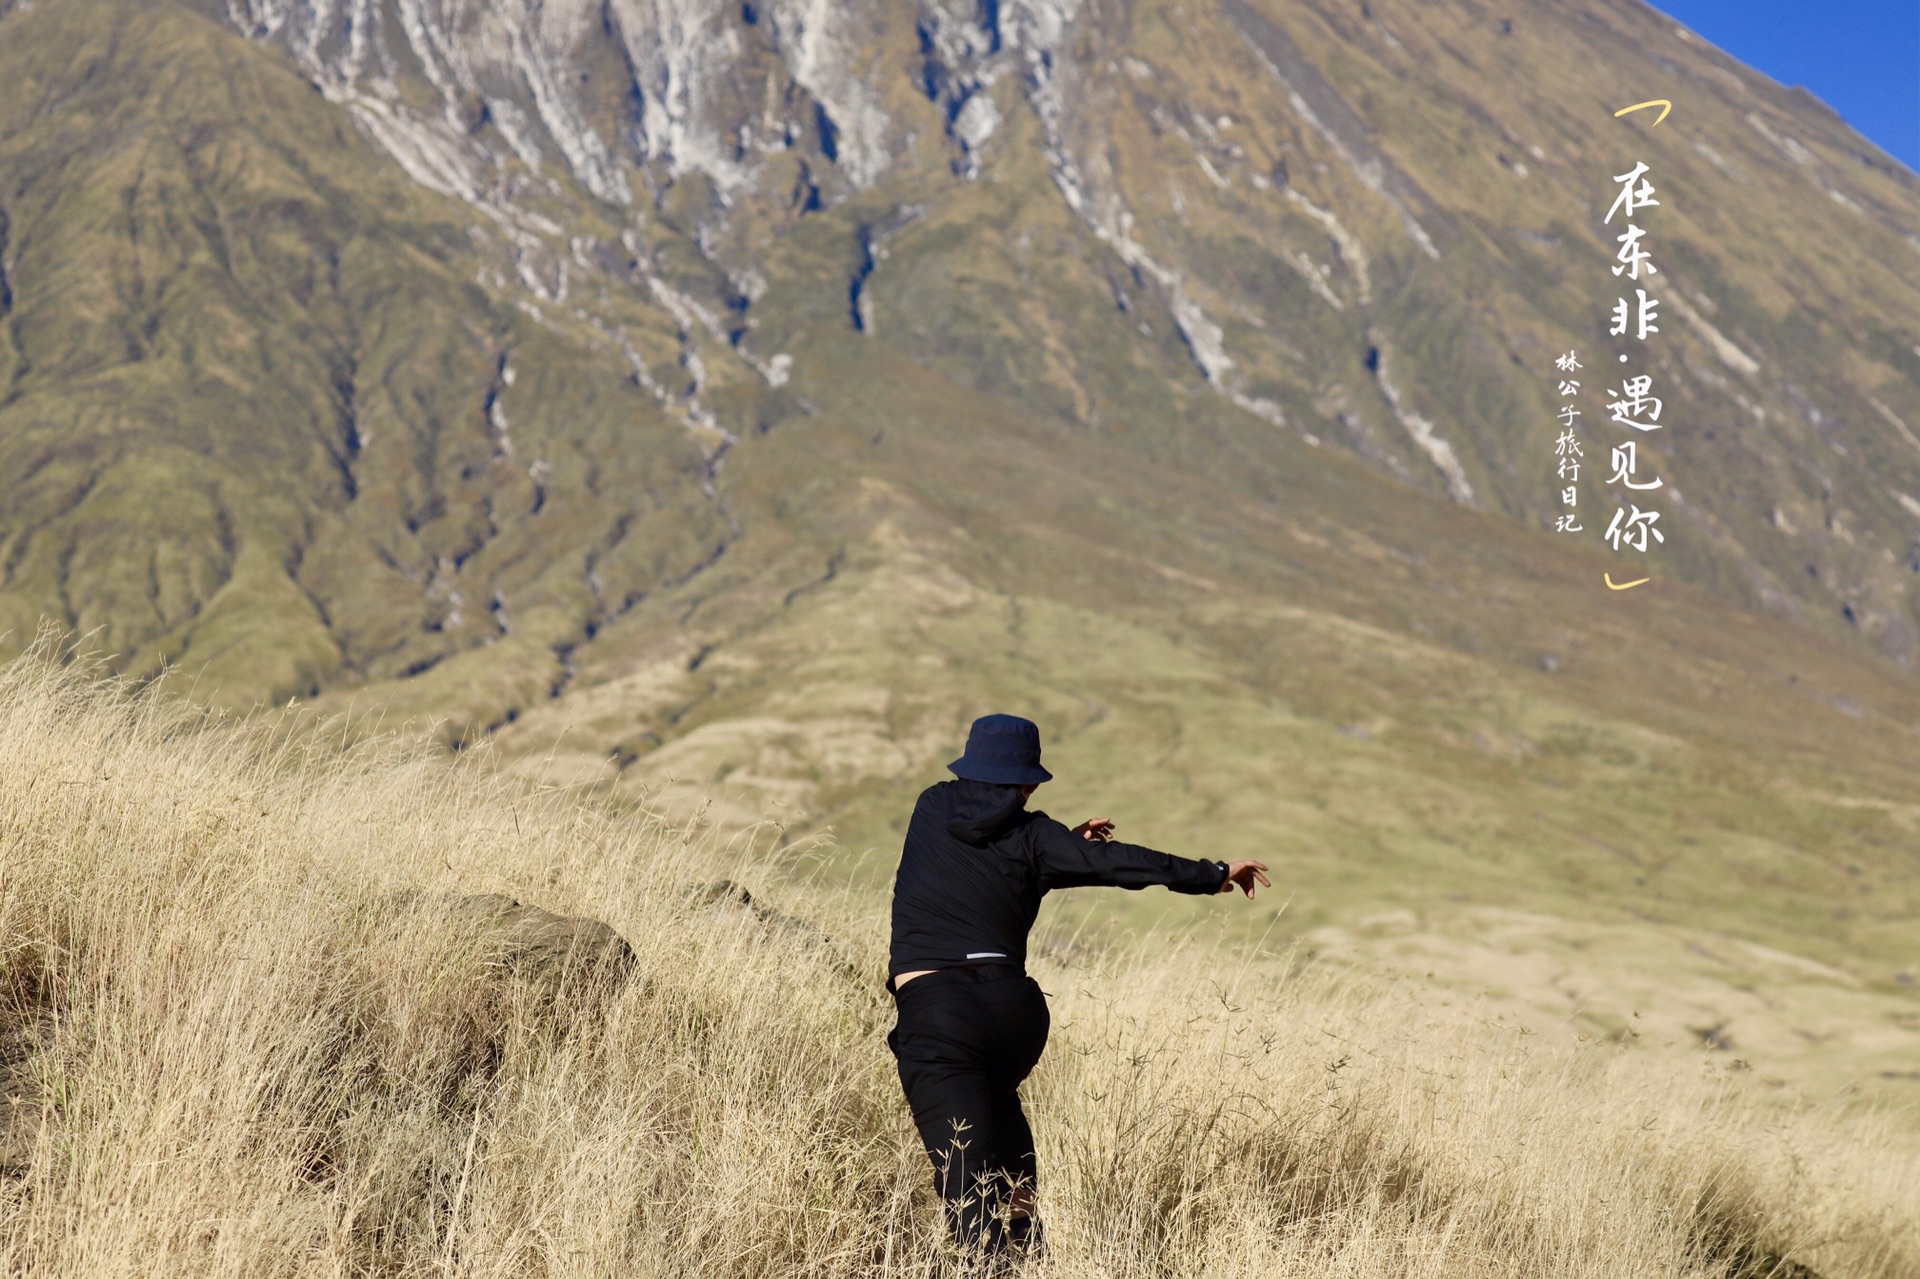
[
  {"xmin": 2, "ymin": 652, "xmax": 1918, "ymax": 1277},
  {"xmin": 439, "ymin": 320, "xmax": 1920, "ymax": 1107},
  {"xmin": 2, "ymin": 0, "xmax": 1920, "ymax": 1146}
]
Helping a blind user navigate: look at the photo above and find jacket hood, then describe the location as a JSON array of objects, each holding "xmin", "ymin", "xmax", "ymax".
[{"xmin": 939, "ymin": 778, "xmax": 1030, "ymax": 845}]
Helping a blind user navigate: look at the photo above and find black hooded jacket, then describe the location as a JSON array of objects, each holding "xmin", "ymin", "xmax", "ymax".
[{"xmin": 888, "ymin": 778, "xmax": 1229, "ymax": 980}]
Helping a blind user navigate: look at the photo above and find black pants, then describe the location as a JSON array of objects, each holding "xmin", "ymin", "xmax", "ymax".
[{"xmin": 887, "ymin": 965, "xmax": 1050, "ymax": 1254}]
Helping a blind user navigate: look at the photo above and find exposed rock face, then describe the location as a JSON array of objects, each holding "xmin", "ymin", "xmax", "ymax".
[
  {"xmin": 217, "ymin": 0, "xmax": 1058, "ymax": 196},
  {"xmin": 220, "ymin": 0, "xmax": 905, "ymax": 205}
]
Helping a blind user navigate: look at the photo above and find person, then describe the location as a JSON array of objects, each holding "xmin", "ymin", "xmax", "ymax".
[{"xmin": 885, "ymin": 713, "xmax": 1270, "ymax": 1263}]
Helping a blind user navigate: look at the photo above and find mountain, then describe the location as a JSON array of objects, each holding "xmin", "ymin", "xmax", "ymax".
[
  {"xmin": 2, "ymin": 0, "xmax": 1920, "ymax": 1098},
  {"xmin": 195, "ymin": 0, "xmax": 1920, "ymax": 657}
]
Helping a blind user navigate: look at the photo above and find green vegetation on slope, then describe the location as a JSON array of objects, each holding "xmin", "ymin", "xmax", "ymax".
[{"xmin": 0, "ymin": 0, "xmax": 728, "ymax": 710}]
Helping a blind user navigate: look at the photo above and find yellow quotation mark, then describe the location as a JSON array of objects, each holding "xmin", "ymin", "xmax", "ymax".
[{"xmin": 1613, "ymin": 100, "xmax": 1672, "ymax": 126}]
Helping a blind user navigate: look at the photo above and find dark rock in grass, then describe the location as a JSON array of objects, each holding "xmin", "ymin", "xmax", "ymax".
[{"xmin": 395, "ymin": 891, "xmax": 637, "ymax": 991}]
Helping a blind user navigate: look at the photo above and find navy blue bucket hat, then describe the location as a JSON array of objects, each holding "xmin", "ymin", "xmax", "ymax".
[{"xmin": 948, "ymin": 714, "xmax": 1054, "ymax": 785}]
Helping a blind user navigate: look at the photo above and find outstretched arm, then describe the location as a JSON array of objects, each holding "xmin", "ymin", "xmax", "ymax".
[
  {"xmin": 1033, "ymin": 815, "xmax": 1228, "ymax": 895},
  {"xmin": 1062, "ymin": 818, "xmax": 1270, "ymax": 900}
]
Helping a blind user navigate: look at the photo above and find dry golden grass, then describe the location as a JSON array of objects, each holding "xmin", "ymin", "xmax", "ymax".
[{"xmin": 1, "ymin": 642, "xmax": 1916, "ymax": 1278}]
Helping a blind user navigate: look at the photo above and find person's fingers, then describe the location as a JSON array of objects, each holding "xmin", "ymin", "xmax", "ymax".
[{"xmin": 1223, "ymin": 863, "xmax": 1268, "ymax": 897}]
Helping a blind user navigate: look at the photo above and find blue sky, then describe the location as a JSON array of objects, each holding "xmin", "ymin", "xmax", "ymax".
[{"xmin": 1644, "ymin": 1, "xmax": 1919, "ymax": 171}]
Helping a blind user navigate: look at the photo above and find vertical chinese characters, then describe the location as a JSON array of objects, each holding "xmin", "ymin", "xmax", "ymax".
[
  {"xmin": 1554, "ymin": 351, "xmax": 1583, "ymax": 533},
  {"xmin": 1602, "ymin": 160, "xmax": 1666, "ymax": 553}
]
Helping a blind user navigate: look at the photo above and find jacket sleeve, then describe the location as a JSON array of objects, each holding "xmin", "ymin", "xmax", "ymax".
[{"xmin": 1029, "ymin": 816, "xmax": 1228, "ymax": 895}]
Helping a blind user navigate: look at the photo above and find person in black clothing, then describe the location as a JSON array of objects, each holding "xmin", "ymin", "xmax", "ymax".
[{"xmin": 886, "ymin": 713, "xmax": 1270, "ymax": 1261}]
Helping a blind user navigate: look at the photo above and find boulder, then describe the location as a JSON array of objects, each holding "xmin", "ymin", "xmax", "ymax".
[{"xmin": 397, "ymin": 891, "xmax": 637, "ymax": 990}]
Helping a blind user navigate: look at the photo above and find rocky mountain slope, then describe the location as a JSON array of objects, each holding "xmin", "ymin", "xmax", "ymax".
[
  {"xmin": 203, "ymin": 0, "xmax": 1920, "ymax": 654},
  {"xmin": 5, "ymin": 0, "xmax": 1919, "ymax": 700},
  {"xmin": 3, "ymin": 0, "xmax": 1920, "ymax": 1096}
]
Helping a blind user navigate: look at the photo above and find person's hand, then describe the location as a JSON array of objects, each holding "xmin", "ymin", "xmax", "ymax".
[
  {"xmin": 1072, "ymin": 817, "xmax": 1115, "ymax": 842},
  {"xmin": 1218, "ymin": 861, "xmax": 1271, "ymax": 898}
]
